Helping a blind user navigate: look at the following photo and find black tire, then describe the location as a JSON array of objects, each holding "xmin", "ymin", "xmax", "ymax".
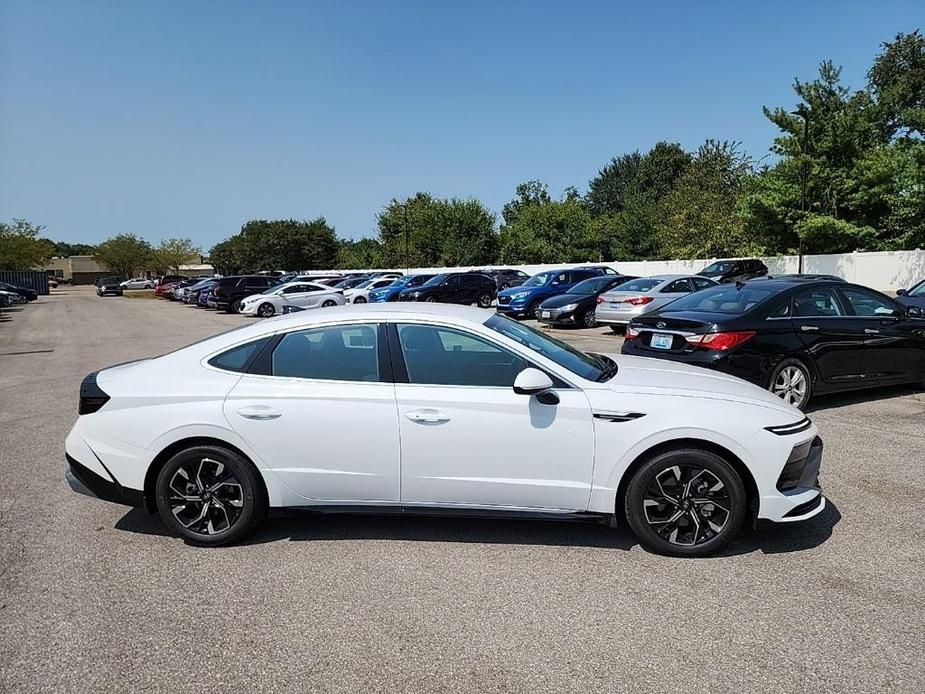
[
  {"xmin": 424, "ymin": 296, "xmax": 437, "ymax": 303},
  {"xmin": 353, "ymin": 296, "xmax": 367, "ymax": 304},
  {"xmin": 624, "ymin": 448, "xmax": 746, "ymax": 557},
  {"xmin": 321, "ymin": 299, "xmax": 337, "ymax": 307},
  {"xmin": 477, "ymin": 292, "xmax": 493, "ymax": 309},
  {"xmin": 768, "ymin": 358, "xmax": 812, "ymax": 410},
  {"xmin": 155, "ymin": 445, "xmax": 267, "ymax": 547},
  {"xmin": 528, "ymin": 300, "xmax": 542, "ymax": 320},
  {"xmin": 257, "ymin": 302, "xmax": 275, "ymax": 318},
  {"xmin": 580, "ymin": 309, "xmax": 596, "ymax": 328}
]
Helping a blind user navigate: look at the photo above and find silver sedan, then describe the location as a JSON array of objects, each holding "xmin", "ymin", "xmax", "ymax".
[{"xmin": 594, "ymin": 275, "xmax": 718, "ymax": 332}]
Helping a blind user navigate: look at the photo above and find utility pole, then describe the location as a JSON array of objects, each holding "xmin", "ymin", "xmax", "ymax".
[{"xmin": 791, "ymin": 105, "xmax": 810, "ymax": 274}]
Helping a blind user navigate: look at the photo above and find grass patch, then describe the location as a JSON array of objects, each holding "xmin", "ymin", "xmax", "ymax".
[{"xmin": 122, "ymin": 290, "xmax": 158, "ymax": 299}]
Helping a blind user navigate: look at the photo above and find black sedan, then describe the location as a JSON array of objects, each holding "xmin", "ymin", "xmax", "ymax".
[
  {"xmin": 0, "ymin": 281, "xmax": 38, "ymax": 301},
  {"xmin": 896, "ymin": 279, "xmax": 925, "ymax": 311},
  {"xmin": 398, "ymin": 272, "xmax": 496, "ymax": 307},
  {"xmin": 95, "ymin": 277, "xmax": 124, "ymax": 297},
  {"xmin": 698, "ymin": 258, "xmax": 768, "ymax": 283},
  {"xmin": 621, "ymin": 278, "xmax": 925, "ymax": 410},
  {"xmin": 536, "ymin": 275, "xmax": 636, "ymax": 328}
]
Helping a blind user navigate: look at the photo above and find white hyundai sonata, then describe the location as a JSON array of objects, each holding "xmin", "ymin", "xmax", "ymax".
[{"xmin": 65, "ymin": 304, "xmax": 825, "ymax": 556}]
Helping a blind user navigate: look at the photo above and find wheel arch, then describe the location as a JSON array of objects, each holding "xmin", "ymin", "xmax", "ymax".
[
  {"xmin": 613, "ymin": 437, "xmax": 759, "ymax": 526},
  {"xmin": 143, "ymin": 436, "xmax": 269, "ymax": 513}
]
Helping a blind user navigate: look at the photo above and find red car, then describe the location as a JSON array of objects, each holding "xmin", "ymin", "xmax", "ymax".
[{"xmin": 154, "ymin": 282, "xmax": 177, "ymax": 298}]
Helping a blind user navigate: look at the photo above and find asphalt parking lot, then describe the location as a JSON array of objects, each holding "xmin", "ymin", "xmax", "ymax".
[{"xmin": 1, "ymin": 286, "xmax": 923, "ymax": 693}]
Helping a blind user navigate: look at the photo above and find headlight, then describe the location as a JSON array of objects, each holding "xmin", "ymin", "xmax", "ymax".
[
  {"xmin": 560, "ymin": 303, "xmax": 578, "ymax": 312},
  {"xmin": 511, "ymin": 291, "xmax": 530, "ymax": 300}
]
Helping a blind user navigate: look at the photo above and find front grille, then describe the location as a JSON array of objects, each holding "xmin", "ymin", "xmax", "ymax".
[
  {"xmin": 498, "ymin": 296, "xmax": 511, "ymax": 305},
  {"xmin": 777, "ymin": 437, "xmax": 823, "ymax": 492}
]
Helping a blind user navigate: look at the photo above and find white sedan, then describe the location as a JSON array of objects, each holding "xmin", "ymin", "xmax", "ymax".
[
  {"xmin": 239, "ymin": 281, "xmax": 345, "ymax": 317},
  {"xmin": 120, "ymin": 277, "xmax": 155, "ymax": 289},
  {"xmin": 65, "ymin": 304, "xmax": 825, "ymax": 556},
  {"xmin": 343, "ymin": 277, "xmax": 400, "ymax": 303}
]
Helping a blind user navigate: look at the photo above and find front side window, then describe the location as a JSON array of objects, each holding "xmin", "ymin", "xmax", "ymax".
[
  {"xmin": 272, "ymin": 324, "xmax": 379, "ymax": 382},
  {"xmin": 792, "ymin": 288, "xmax": 844, "ymax": 317},
  {"xmin": 398, "ymin": 324, "xmax": 527, "ymax": 387},
  {"xmin": 839, "ymin": 287, "xmax": 901, "ymax": 317}
]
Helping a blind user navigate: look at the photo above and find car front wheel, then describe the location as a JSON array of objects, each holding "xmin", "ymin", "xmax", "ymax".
[
  {"xmin": 769, "ymin": 359, "xmax": 812, "ymax": 410},
  {"xmin": 528, "ymin": 300, "xmax": 542, "ymax": 319},
  {"xmin": 580, "ymin": 309, "xmax": 596, "ymax": 328},
  {"xmin": 155, "ymin": 445, "xmax": 267, "ymax": 546},
  {"xmin": 353, "ymin": 296, "xmax": 367, "ymax": 304},
  {"xmin": 624, "ymin": 448, "xmax": 746, "ymax": 557},
  {"xmin": 257, "ymin": 302, "xmax": 275, "ymax": 317}
]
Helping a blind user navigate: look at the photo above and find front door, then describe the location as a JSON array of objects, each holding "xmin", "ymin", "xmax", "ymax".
[
  {"xmin": 391, "ymin": 322, "xmax": 594, "ymax": 511},
  {"xmin": 837, "ymin": 286, "xmax": 925, "ymax": 384},
  {"xmin": 791, "ymin": 286, "xmax": 864, "ymax": 387},
  {"xmin": 223, "ymin": 322, "xmax": 400, "ymax": 502}
]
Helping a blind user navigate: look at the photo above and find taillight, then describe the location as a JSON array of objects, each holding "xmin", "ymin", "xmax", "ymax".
[
  {"xmin": 625, "ymin": 296, "xmax": 654, "ymax": 306},
  {"xmin": 596, "ymin": 296, "xmax": 604, "ymax": 304},
  {"xmin": 624, "ymin": 325, "xmax": 639, "ymax": 340},
  {"xmin": 79, "ymin": 372, "xmax": 110, "ymax": 415},
  {"xmin": 685, "ymin": 331, "xmax": 756, "ymax": 351}
]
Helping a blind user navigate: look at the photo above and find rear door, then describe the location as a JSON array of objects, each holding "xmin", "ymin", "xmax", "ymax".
[
  {"xmin": 791, "ymin": 286, "xmax": 863, "ymax": 387},
  {"xmin": 836, "ymin": 286, "xmax": 924, "ymax": 384}
]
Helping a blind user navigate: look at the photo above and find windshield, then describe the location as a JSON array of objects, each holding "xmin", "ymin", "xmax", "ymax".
[
  {"xmin": 569, "ymin": 277, "xmax": 613, "ymax": 294},
  {"xmin": 523, "ymin": 272, "xmax": 553, "ymax": 287},
  {"xmin": 909, "ymin": 280, "xmax": 925, "ymax": 297},
  {"xmin": 701, "ymin": 261, "xmax": 734, "ymax": 275},
  {"xmin": 484, "ymin": 314, "xmax": 615, "ymax": 382},
  {"xmin": 260, "ymin": 283, "xmax": 285, "ymax": 294},
  {"xmin": 660, "ymin": 284, "xmax": 777, "ymax": 314},
  {"xmin": 610, "ymin": 278, "xmax": 661, "ymax": 293},
  {"xmin": 423, "ymin": 273, "xmax": 448, "ymax": 287}
]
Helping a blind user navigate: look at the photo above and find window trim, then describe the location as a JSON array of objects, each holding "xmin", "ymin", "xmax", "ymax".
[{"xmin": 386, "ymin": 322, "xmax": 572, "ymax": 389}]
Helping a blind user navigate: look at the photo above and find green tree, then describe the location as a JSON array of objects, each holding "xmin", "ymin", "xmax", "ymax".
[
  {"xmin": 155, "ymin": 237, "xmax": 201, "ymax": 274},
  {"xmin": 336, "ymin": 238, "xmax": 384, "ymax": 269},
  {"xmin": 660, "ymin": 141, "xmax": 758, "ymax": 258},
  {"xmin": 94, "ymin": 233, "xmax": 154, "ymax": 278},
  {"xmin": 37, "ymin": 239, "xmax": 98, "ymax": 257},
  {"xmin": 0, "ymin": 219, "xmax": 54, "ymax": 270},
  {"xmin": 499, "ymin": 186, "xmax": 597, "ymax": 263},
  {"xmin": 209, "ymin": 238, "xmax": 246, "ymax": 275},
  {"xmin": 868, "ymin": 30, "xmax": 925, "ymax": 138}
]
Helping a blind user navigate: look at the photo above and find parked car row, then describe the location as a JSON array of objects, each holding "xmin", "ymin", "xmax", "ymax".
[{"xmin": 1, "ymin": 281, "xmax": 38, "ymax": 320}]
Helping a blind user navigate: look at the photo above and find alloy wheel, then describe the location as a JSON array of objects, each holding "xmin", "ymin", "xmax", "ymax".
[
  {"xmin": 477, "ymin": 292, "xmax": 492, "ymax": 308},
  {"xmin": 772, "ymin": 366, "xmax": 807, "ymax": 407},
  {"xmin": 257, "ymin": 302, "xmax": 275, "ymax": 317},
  {"xmin": 642, "ymin": 465, "xmax": 731, "ymax": 547},
  {"xmin": 582, "ymin": 310, "xmax": 596, "ymax": 328},
  {"xmin": 167, "ymin": 458, "xmax": 244, "ymax": 536},
  {"xmin": 354, "ymin": 296, "xmax": 367, "ymax": 304},
  {"xmin": 322, "ymin": 300, "xmax": 336, "ymax": 307}
]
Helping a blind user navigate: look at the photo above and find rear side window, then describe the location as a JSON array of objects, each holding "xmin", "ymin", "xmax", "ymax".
[
  {"xmin": 691, "ymin": 277, "xmax": 715, "ymax": 291},
  {"xmin": 208, "ymin": 337, "xmax": 271, "ymax": 373},
  {"xmin": 272, "ymin": 324, "xmax": 379, "ymax": 382},
  {"xmin": 792, "ymin": 288, "xmax": 844, "ymax": 317}
]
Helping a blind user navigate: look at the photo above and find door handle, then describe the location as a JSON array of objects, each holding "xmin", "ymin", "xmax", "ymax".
[
  {"xmin": 237, "ymin": 407, "xmax": 282, "ymax": 420},
  {"xmin": 864, "ymin": 328, "xmax": 880, "ymax": 334},
  {"xmin": 800, "ymin": 325, "xmax": 819, "ymax": 332},
  {"xmin": 405, "ymin": 409, "xmax": 451, "ymax": 424}
]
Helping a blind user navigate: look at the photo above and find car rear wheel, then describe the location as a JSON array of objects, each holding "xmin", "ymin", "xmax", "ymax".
[
  {"xmin": 424, "ymin": 296, "xmax": 437, "ymax": 303},
  {"xmin": 155, "ymin": 445, "xmax": 267, "ymax": 546},
  {"xmin": 257, "ymin": 302, "xmax": 275, "ymax": 317},
  {"xmin": 624, "ymin": 448, "xmax": 746, "ymax": 557},
  {"xmin": 477, "ymin": 292, "xmax": 493, "ymax": 308},
  {"xmin": 769, "ymin": 359, "xmax": 812, "ymax": 410}
]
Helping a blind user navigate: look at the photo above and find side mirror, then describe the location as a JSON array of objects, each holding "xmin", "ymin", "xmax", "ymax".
[
  {"xmin": 907, "ymin": 305, "xmax": 922, "ymax": 318},
  {"xmin": 513, "ymin": 368, "xmax": 559, "ymax": 405},
  {"xmin": 896, "ymin": 289, "xmax": 907, "ymax": 296}
]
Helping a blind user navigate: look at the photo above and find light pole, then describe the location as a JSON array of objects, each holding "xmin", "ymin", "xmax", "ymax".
[{"xmin": 790, "ymin": 105, "xmax": 810, "ymax": 274}]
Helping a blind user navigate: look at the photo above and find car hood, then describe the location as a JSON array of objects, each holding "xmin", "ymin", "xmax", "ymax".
[
  {"xmin": 540, "ymin": 293, "xmax": 593, "ymax": 308},
  {"xmin": 601, "ymin": 353, "xmax": 800, "ymax": 416},
  {"xmin": 499, "ymin": 285, "xmax": 542, "ymax": 298}
]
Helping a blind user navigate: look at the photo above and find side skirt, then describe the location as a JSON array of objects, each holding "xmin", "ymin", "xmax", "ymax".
[{"xmin": 272, "ymin": 505, "xmax": 612, "ymax": 524}]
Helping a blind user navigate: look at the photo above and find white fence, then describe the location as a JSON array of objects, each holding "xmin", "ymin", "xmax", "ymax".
[{"xmin": 334, "ymin": 250, "xmax": 924, "ymax": 292}]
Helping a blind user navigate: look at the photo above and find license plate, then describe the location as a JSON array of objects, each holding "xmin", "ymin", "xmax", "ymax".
[
  {"xmin": 651, "ymin": 333, "xmax": 673, "ymax": 350},
  {"xmin": 541, "ymin": 311, "xmax": 551, "ymax": 318},
  {"xmin": 610, "ymin": 301, "xmax": 620, "ymax": 308}
]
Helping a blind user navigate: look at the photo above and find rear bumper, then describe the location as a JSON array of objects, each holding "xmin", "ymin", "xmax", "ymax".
[
  {"xmin": 66, "ymin": 454, "xmax": 145, "ymax": 508},
  {"xmin": 620, "ymin": 340, "xmax": 765, "ymax": 387}
]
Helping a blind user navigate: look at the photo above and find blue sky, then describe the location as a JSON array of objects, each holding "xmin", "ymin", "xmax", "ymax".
[{"xmin": 0, "ymin": 1, "xmax": 922, "ymax": 248}]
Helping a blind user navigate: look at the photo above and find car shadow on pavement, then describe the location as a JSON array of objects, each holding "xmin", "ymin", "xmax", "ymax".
[
  {"xmin": 806, "ymin": 385, "xmax": 922, "ymax": 412},
  {"xmin": 115, "ymin": 499, "xmax": 841, "ymax": 556}
]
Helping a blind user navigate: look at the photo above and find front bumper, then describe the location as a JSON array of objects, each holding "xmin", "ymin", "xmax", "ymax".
[
  {"xmin": 754, "ymin": 431, "xmax": 826, "ymax": 523},
  {"xmin": 537, "ymin": 308, "xmax": 578, "ymax": 325}
]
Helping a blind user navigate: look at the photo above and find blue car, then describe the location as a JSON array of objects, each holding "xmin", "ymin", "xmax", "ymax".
[
  {"xmin": 368, "ymin": 274, "xmax": 436, "ymax": 302},
  {"xmin": 496, "ymin": 267, "xmax": 609, "ymax": 319}
]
